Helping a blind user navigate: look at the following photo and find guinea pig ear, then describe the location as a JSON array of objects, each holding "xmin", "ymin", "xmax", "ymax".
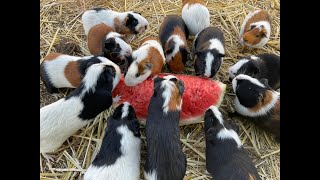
[
  {"xmin": 250, "ymin": 24, "xmax": 256, "ymax": 30},
  {"xmin": 228, "ymin": 120, "xmax": 240, "ymax": 134},
  {"xmin": 165, "ymin": 40, "xmax": 175, "ymax": 55},
  {"xmin": 144, "ymin": 63, "xmax": 153, "ymax": 70},
  {"xmin": 218, "ymin": 53, "xmax": 225, "ymax": 58},
  {"xmin": 133, "ymin": 11, "xmax": 141, "ymax": 15},
  {"xmin": 104, "ymin": 38, "xmax": 116, "ymax": 49}
]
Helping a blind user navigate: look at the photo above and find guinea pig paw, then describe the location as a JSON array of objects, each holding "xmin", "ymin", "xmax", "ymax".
[
  {"xmin": 113, "ymin": 95, "xmax": 121, "ymax": 103},
  {"xmin": 42, "ymin": 153, "xmax": 54, "ymax": 162}
]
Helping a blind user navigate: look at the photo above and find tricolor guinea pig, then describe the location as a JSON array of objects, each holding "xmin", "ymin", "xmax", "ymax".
[
  {"xmin": 84, "ymin": 21, "xmax": 132, "ymax": 63},
  {"xmin": 228, "ymin": 53, "xmax": 280, "ymax": 90},
  {"xmin": 40, "ymin": 53, "xmax": 111, "ymax": 94},
  {"xmin": 159, "ymin": 15, "xmax": 190, "ymax": 73},
  {"xmin": 232, "ymin": 74, "xmax": 280, "ymax": 142},
  {"xmin": 82, "ymin": 7, "xmax": 148, "ymax": 36},
  {"xmin": 192, "ymin": 27, "xmax": 225, "ymax": 78},
  {"xmin": 83, "ymin": 102, "xmax": 141, "ymax": 180},
  {"xmin": 181, "ymin": 0, "xmax": 210, "ymax": 36},
  {"xmin": 239, "ymin": 9, "xmax": 271, "ymax": 49},
  {"xmin": 124, "ymin": 37, "xmax": 165, "ymax": 86},
  {"xmin": 40, "ymin": 60, "xmax": 121, "ymax": 155},
  {"xmin": 204, "ymin": 106, "xmax": 261, "ymax": 180},
  {"xmin": 144, "ymin": 75, "xmax": 186, "ymax": 180}
]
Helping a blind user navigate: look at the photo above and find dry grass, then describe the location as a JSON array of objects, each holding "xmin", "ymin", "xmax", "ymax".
[{"xmin": 40, "ymin": 0, "xmax": 280, "ymax": 179}]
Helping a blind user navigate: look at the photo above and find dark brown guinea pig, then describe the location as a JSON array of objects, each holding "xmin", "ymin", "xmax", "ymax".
[
  {"xmin": 159, "ymin": 15, "xmax": 189, "ymax": 73},
  {"xmin": 232, "ymin": 74, "xmax": 280, "ymax": 142}
]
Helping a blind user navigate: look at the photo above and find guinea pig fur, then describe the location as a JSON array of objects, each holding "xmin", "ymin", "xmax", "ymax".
[
  {"xmin": 192, "ymin": 27, "xmax": 225, "ymax": 78},
  {"xmin": 40, "ymin": 60, "xmax": 121, "ymax": 154},
  {"xmin": 144, "ymin": 75, "xmax": 186, "ymax": 180},
  {"xmin": 228, "ymin": 53, "xmax": 280, "ymax": 90},
  {"xmin": 40, "ymin": 53, "xmax": 110, "ymax": 94},
  {"xmin": 86, "ymin": 22, "xmax": 132, "ymax": 63},
  {"xmin": 204, "ymin": 106, "xmax": 261, "ymax": 180},
  {"xmin": 82, "ymin": 7, "xmax": 148, "ymax": 36},
  {"xmin": 83, "ymin": 102, "xmax": 141, "ymax": 180},
  {"xmin": 232, "ymin": 74, "xmax": 280, "ymax": 142},
  {"xmin": 239, "ymin": 9, "xmax": 271, "ymax": 48},
  {"xmin": 124, "ymin": 37, "xmax": 165, "ymax": 86},
  {"xmin": 181, "ymin": 0, "xmax": 210, "ymax": 36},
  {"xmin": 159, "ymin": 15, "xmax": 190, "ymax": 73}
]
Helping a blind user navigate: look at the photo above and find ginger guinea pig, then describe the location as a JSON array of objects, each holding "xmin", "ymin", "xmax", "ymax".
[
  {"xmin": 181, "ymin": 0, "xmax": 210, "ymax": 36},
  {"xmin": 124, "ymin": 37, "xmax": 165, "ymax": 86},
  {"xmin": 232, "ymin": 74, "xmax": 280, "ymax": 142},
  {"xmin": 40, "ymin": 60, "xmax": 121, "ymax": 156},
  {"xmin": 84, "ymin": 102, "xmax": 141, "ymax": 180},
  {"xmin": 85, "ymin": 22, "xmax": 132, "ymax": 63},
  {"xmin": 204, "ymin": 106, "xmax": 261, "ymax": 180},
  {"xmin": 144, "ymin": 75, "xmax": 186, "ymax": 180},
  {"xmin": 159, "ymin": 15, "xmax": 190, "ymax": 73},
  {"xmin": 82, "ymin": 7, "xmax": 148, "ymax": 36},
  {"xmin": 239, "ymin": 9, "xmax": 271, "ymax": 49},
  {"xmin": 40, "ymin": 53, "xmax": 109, "ymax": 94},
  {"xmin": 229, "ymin": 53, "xmax": 280, "ymax": 90},
  {"xmin": 192, "ymin": 27, "xmax": 225, "ymax": 78}
]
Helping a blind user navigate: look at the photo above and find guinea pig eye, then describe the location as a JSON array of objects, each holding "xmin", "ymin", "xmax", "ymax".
[
  {"xmin": 135, "ymin": 73, "xmax": 140, "ymax": 77},
  {"xmin": 255, "ymin": 35, "xmax": 260, "ymax": 38}
]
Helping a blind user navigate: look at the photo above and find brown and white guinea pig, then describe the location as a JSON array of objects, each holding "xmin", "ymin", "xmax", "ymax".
[
  {"xmin": 204, "ymin": 106, "xmax": 261, "ymax": 180},
  {"xmin": 239, "ymin": 9, "xmax": 272, "ymax": 49},
  {"xmin": 40, "ymin": 60, "xmax": 121, "ymax": 155},
  {"xmin": 144, "ymin": 75, "xmax": 186, "ymax": 180},
  {"xmin": 40, "ymin": 53, "xmax": 110, "ymax": 94},
  {"xmin": 83, "ymin": 102, "xmax": 141, "ymax": 180},
  {"xmin": 192, "ymin": 27, "xmax": 225, "ymax": 78},
  {"xmin": 124, "ymin": 37, "xmax": 165, "ymax": 86},
  {"xmin": 181, "ymin": 0, "xmax": 210, "ymax": 36},
  {"xmin": 228, "ymin": 53, "xmax": 280, "ymax": 90},
  {"xmin": 84, "ymin": 22, "xmax": 132, "ymax": 63},
  {"xmin": 82, "ymin": 7, "xmax": 148, "ymax": 37},
  {"xmin": 232, "ymin": 74, "xmax": 280, "ymax": 142},
  {"xmin": 159, "ymin": 15, "xmax": 190, "ymax": 73}
]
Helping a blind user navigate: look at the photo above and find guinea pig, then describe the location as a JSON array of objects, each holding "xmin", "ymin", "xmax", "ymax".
[
  {"xmin": 181, "ymin": 0, "xmax": 210, "ymax": 36},
  {"xmin": 232, "ymin": 74, "xmax": 280, "ymax": 142},
  {"xmin": 124, "ymin": 37, "xmax": 165, "ymax": 86},
  {"xmin": 204, "ymin": 106, "xmax": 261, "ymax": 180},
  {"xmin": 82, "ymin": 7, "xmax": 148, "ymax": 36},
  {"xmin": 40, "ymin": 53, "xmax": 110, "ymax": 94},
  {"xmin": 159, "ymin": 15, "xmax": 190, "ymax": 73},
  {"xmin": 83, "ymin": 102, "xmax": 141, "ymax": 180},
  {"xmin": 228, "ymin": 53, "xmax": 280, "ymax": 90},
  {"xmin": 40, "ymin": 60, "xmax": 121, "ymax": 157},
  {"xmin": 144, "ymin": 75, "xmax": 186, "ymax": 180},
  {"xmin": 239, "ymin": 9, "xmax": 271, "ymax": 49},
  {"xmin": 85, "ymin": 22, "xmax": 133, "ymax": 63},
  {"xmin": 192, "ymin": 27, "xmax": 225, "ymax": 78}
]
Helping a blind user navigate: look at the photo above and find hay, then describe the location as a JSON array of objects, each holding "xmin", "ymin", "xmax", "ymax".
[{"xmin": 40, "ymin": 0, "xmax": 280, "ymax": 179}]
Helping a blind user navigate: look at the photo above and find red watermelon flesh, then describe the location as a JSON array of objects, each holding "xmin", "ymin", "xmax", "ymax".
[{"xmin": 112, "ymin": 73, "xmax": 226, "ymax": 125}]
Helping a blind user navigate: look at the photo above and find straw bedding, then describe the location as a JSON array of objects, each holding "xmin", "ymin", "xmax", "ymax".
[{"xmin": 40, "ymin": 0, "xmax": 280, "ymax": 179}]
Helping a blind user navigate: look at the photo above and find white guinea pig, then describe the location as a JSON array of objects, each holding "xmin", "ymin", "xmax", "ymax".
[
  {"xmin": 82, "ymin": 7, "xmax": 148, "ymax": 36},
  {"xmin": 40, "ymin": 59, "xmax": 121, "ymax": 155},
  {"xmin": 84, "ymin": 102, "xmax": 141, "ymax": 180},
  {"xmin": 181, "ymin": 0, "xmax": 210, "ymax": 36},
  {"xmin": 124, "ymin": 37, "xmax": 165, "ymax": 86}
]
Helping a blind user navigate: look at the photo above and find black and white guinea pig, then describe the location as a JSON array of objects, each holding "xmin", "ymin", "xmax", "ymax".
[
  {"xmin": 85, "ymin": 22, "xmax": 132, "ymax": 63},
  {"xmin": 181, "ymin": 0, "xmax": 210, "ymax": 36},
  {"xmin": 232, "ymin": 74, "xmax": 280, "ymax": 142},
  {"xmin": 144, "ymin": 75, "xmax": 186, "ymax": 180},
  {"xmin": 124, "ymin": 37, "xmax": 165, "ymax": 86},
  {"xmin": 40, "ymin": 60, "xmax": 121, "ymax": 155},
  {"xmin": 40, "ymin": 53, "xmax": 110, "ymax": 94},
  {"xmin": 159, "ymin": 15, "xmax": 189, "ymax": 73},
  {"xmin": 228, "ymin": 53, "xmax": 280, "ymax": 90},
  {"xmin": 192, "ymin": 27, "xmax": 225, "ymax": 78},
  {"xmin": 204, "ymin": 106, "xmax": 261, "ymax": 180},
  {"xmin": 83, "ymin": 102, "xmax": 141, "ymax": 180},
  {"xmin": 239, "ymin": 9, "xmax": 271, "ymax": 49},
  {"xmin": 82, "ymin": 7, "xmax": 148, "ymax": 36}
]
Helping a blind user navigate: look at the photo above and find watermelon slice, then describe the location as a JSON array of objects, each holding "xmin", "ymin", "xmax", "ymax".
[{"xmin": 112, "ymin": 73, "xmax": 226, "ymax": 125}]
